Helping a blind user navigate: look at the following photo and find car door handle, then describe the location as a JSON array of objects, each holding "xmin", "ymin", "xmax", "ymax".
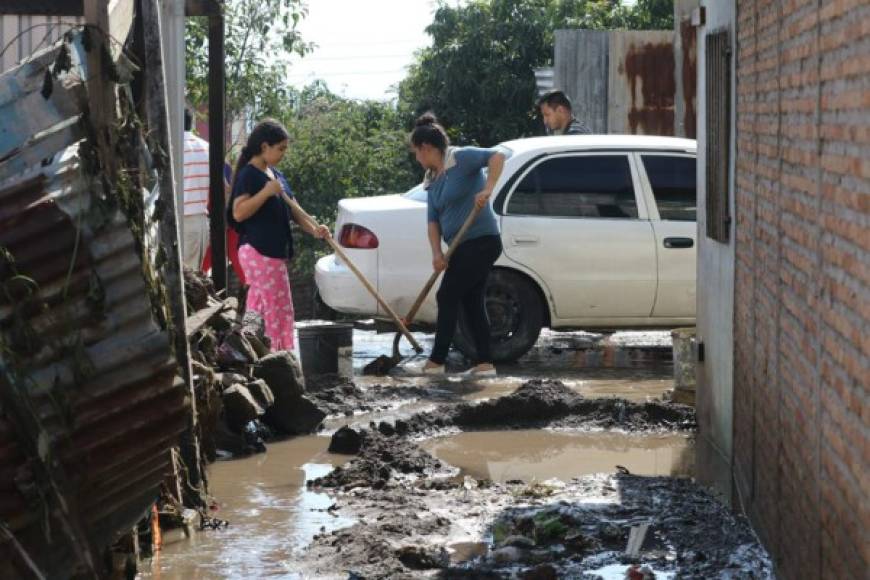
[
  {"xmin": 663, "ymin": 237, "xmax": 694, "ymax": 249},
  {"xmin": 511, "ymin": 235, "xmax": 540, "ymax": 246}
]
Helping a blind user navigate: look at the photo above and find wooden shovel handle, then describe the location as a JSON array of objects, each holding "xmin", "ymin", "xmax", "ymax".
[{"xmin": 281, "ymin": 194, "xmax": 422, "ymax": 352}]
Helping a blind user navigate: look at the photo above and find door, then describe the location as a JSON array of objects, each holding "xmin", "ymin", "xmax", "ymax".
[
  {"xmin": 500, "ymin": 153, "xmax": 657, "ymax": 319},
  {"xmin": 636, "ymin": 153, "xmax": 697, "ymax": 318}
]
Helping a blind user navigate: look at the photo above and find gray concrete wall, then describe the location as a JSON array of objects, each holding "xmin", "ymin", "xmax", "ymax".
[
  {"xmin": 554, "ymin": 29, "xmax": 609, "ymax": 133},
  {"xmin": 694, "ymin": 0, "xmax": 737, "ymax": 504}
]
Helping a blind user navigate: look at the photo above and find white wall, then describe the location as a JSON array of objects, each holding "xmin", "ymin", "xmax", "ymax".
[{"xmin": 695, "ymin": 0, "xmax": 737, "ymax": 503}]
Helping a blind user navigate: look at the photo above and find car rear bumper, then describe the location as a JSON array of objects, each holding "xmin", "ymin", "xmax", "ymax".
[{"xmin": 314, "ymin": 253, "xmax": 377, "ymax": 315}]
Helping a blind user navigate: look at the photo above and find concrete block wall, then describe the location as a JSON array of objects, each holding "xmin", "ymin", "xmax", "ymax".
[{"xmin": 732, "ymin": 1, "xmax": 868, "ymax": 577}]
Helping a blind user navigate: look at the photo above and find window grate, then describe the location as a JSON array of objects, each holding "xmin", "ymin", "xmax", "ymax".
[{"xmin": 705, "ymin": 29, "xmax": 731, "ymax": 243}]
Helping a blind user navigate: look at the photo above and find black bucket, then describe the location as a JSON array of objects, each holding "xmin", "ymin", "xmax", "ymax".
[{"xmin": 297, "ymin": 322, "xmax": 353, "ymax": 379}]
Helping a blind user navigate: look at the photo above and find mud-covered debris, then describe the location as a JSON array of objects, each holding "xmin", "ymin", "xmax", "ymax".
[
  {"xmin": 184, "ymin": 267, "xmax": 214, "ymax": 311},
  {"xmin": 245, "ymin": 379, "xmax": 275, "ymax": 410},
  {"xmin": 329, "ymin": 426, "xmax": 366, "ymax": 455},
  {"xmin": 253, "ymin": 351, "xmax": 305, "ymax": 398},
  {"xmin": 222, "ymin": 384, "xmax": 264, "ymax": 430},
  {"xmin": 218, "ymin": 331, "xmax": 259, "ymax": 367},
  {"xmin": 395, "ymin": 545, "xmax": 446, "ymax": 570}
]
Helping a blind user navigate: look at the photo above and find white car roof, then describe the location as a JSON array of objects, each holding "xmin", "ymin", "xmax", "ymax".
[{"xmin": 500, "ymin": 134, "xmax": 697, "ymax": 156}]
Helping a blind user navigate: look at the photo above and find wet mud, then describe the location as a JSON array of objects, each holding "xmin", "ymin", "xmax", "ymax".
[
  {"xmin": 404, "ymin": 380, "xmax": 696, "ymax": 434},
  {"xmin": 143, "ymin": 333, "xmax": 772, "ymax": 580}
]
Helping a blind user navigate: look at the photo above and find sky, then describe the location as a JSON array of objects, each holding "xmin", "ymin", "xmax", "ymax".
[
  {"xmin": 284, "ymin": 0, "xmax": 638, "ymax": 102},
  {"xmin": 286, "ymin": 0, "xmax": 446, "ymax": 101}
]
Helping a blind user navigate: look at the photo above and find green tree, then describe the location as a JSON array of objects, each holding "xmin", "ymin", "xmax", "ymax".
[
  {"xmin": 398, "ymin": 0, "xmax": 674, "ymax": 146},
  {"xmin": 185, "ymin": 0, "xmax": 312, "ymax": 122},
  {"xmin": 273, "ymin": 85, "xmax": 419, "ymax": 275}
]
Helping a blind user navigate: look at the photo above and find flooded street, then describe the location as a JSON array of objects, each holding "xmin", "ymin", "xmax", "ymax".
[
  {"xmin": 421, "ymin": 430, "xmax": 694, "ymax": 483},
  {"xmin": 143, "ymin": 437, "xmax": 354, "ymax": 580},
  {"xmin": 137, "ymin": 329, "xmax": 768, "ymax": 579}
]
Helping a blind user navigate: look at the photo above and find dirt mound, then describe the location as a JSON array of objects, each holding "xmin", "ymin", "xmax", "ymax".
[
  {"xmin": 312, "ymin": 430, "xmax": 445, "ymax": 490},
  {"xmin": 403, "ymin": 379, "xmax": 695, "ymax": 433}
]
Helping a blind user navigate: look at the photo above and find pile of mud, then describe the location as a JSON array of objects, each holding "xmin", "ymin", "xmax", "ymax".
[
  {"xmin": 404, "ymin": 379, "xmax": 696, "ymax": 434},
  {"xmin": 310, "ymin": 429, "xmax": 447, "ymax": 490}
]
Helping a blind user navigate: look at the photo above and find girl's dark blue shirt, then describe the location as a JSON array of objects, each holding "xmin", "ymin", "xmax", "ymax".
[{"xmin": 229, "ymin": 164, "xmax": 295, "ymax": 260}]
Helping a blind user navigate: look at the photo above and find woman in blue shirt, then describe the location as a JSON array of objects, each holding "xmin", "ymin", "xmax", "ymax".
[
  {"xmin": 228, "ymin": 119, "xmax": 329, "ymax": 350},
  {"xmin": 406, "ymin": 113, "xmax": 506, "ymax": 377}
]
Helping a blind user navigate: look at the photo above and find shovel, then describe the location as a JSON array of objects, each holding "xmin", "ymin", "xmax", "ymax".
[
  {"xmin": 362, "ymin": 203, "xmax": 483, "ymax": 375},
  {"xmin": 281, "ymin": 194, "xmax": 422, "ymax": 354}
]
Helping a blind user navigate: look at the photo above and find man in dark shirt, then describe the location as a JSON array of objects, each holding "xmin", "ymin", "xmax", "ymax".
[{"xmin": 537, "ymin": 89, "xmax": 592, "ymax": 135}]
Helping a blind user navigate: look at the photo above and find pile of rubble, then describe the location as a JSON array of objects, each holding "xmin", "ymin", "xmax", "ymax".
[{"xmin": 183, "ymin": 269, "xmax": 326, "ymax": 460}]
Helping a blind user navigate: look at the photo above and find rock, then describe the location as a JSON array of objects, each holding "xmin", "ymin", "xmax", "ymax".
[
  {"xmin": 222, "ymin": 384, "xmax": 264, "ymax": 430},
  {"xmin": 246, "ymin": 334, "xmax": 270, "ymax": 358},
  {"xmin": 519, "ymin": 564, "xmax": 557, "ymax": 580},
  {"xmin": 394, "ymin": 420, "xmax": 409, "ymax": 436},
  {"xmin": 207, "ymin": 309, "xmax": 233, "ymax": 333},
  {"xmin": 218, "ymin": 331, "xmax": 259, "ymax": 367},
  {"xmin": 221, "ymin": 372, "xmax": 248, "ymax": 390},
  {"xmin": 377, "ymin": 421, "xmax": 396, "ymax": 436},
  {"xmin": 491, "ymin": 546, "xmax": 523, "ymax": 565},
  {"xmin": 196, "ymin": 329, "xmax": 219, "ymax": 365},
  {"xmin": 264, "ymin": 394, "xmax": 325, "ymax": 435},
  {"xmin": 395, "ymin": 546, "xmax": 445, "ymax": 570},
  {"xmin": 503, "ymin": 535, "xmax": 536, "ymax": 549},
  {"xmin": 253, "ymin": 351, "xmax": 305, "ymax": 399},
  {"xmin": 246, "ymin": 379, "xmax": 275, "ymax": 410},
  {"xmin": 329, "ymin": 426, "xmax": 365, "ymax": 455}
]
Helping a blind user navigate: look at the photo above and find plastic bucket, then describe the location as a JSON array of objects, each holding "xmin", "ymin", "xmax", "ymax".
[{"xmin": 298, "ymin": 322, "xmax": 353, "ymax": 379}]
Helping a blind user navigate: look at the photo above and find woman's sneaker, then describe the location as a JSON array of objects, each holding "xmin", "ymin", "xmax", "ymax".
[
  {"xmin": 402, "ymin": 359, "xmax": 446, "ymax": 376},
  {"xmin": 459, "ymin": 365, "xmax": 497, "ymax": 378}
]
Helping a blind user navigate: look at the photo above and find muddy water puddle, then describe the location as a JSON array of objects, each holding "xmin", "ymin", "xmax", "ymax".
[
  {"xmin": 140, "ymin": 436, "xmax": 352, "ymax": 580},
  {"xmin": 422, "ymin": 430, "xmax": 694, "ymax": 483}
]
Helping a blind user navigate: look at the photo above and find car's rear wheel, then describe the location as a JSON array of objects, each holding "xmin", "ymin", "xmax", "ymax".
[{"xmin": 454, "ymin": 269, "xmax": 544, "ymax": 363}]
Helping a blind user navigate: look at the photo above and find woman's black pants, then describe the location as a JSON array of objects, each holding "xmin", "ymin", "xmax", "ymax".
[{"xmin": 429, "ymin": 234, "xmax": 502, "ymax": 365}]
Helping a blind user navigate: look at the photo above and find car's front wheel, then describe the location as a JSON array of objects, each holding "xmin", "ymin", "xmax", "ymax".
[{"xmin": 453, "ymin": 269, "xmax": 544, "ymax": 363}]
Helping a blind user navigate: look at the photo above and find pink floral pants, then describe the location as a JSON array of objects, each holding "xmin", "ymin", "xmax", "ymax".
[{"xmin": 238, "ymin": 244, "xmax": 295, "ymax": 350}]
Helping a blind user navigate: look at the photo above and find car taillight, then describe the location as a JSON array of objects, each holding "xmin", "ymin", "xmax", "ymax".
[{"xmin": 338, "ymin": 224, "xmax": 379, "ymax": 249}]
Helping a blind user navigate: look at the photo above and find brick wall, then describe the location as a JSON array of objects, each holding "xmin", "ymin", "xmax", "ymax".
[{"xmin": 733, "ymin": 1, "xmax": 868, "ymax": 577}]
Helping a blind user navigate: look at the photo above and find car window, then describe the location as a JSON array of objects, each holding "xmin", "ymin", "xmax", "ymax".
[
  {"xmin": 402, "ymin": 182, "xmax": 427, "ymax": 201},
  {"xmin": 641, "ymin": 155, "xmax": 696, "ymax": 221},
  {"xmin": 507, "ymin": 155, "xmax": 638, "ymax": 218}
]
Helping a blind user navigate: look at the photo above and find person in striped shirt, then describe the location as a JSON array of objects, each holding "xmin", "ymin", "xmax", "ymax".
[{"xmin": 182, "ymin": 108, "xmax": 210, "ymax": 269}]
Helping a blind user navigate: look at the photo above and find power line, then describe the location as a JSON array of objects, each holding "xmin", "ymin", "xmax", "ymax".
[{"xmin": 286, "ymin": 68, "xmax": 408, "ymax": 78}]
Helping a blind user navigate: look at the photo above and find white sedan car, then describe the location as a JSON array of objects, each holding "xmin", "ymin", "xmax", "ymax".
[{"xmin": 316, "ymin": 135, "xmax": 697, "ymax": 361}]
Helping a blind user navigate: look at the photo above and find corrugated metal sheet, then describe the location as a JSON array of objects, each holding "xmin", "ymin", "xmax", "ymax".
[
  {"xmin": 0, "ymin": 30, "xmax": 187, "ymax": 579},
  {"xmin": 554, "ymin": 29, "xmax": 609, "ymax": 134},
  {"xmin": 608, "ymin": 30, "xmax": 675, "ymax": 136},
  {"xmin": 0, "ymin": 14, "xmax": 85, "ymax": 75},
  {"xmin": 533, "ymin": 67, "xmax": 554, "ymax": 97}
]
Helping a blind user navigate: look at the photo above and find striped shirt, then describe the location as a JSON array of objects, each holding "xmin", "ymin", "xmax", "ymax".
[{"xmin": 183, "ymin": 131, "xmax": 210, "ymax": 216}]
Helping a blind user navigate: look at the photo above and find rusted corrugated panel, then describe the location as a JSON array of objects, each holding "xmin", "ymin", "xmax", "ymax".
[
  {"xmin": 609, "ymin": 31, "xmax": 676, "ymax": 136},
  {"xmin": 674, "ymin": 0, "xmax": 700, "ymax": 138},
  {"xmin": 0, "ymin": 30, "xmax": 187, "ymax": 579}
]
